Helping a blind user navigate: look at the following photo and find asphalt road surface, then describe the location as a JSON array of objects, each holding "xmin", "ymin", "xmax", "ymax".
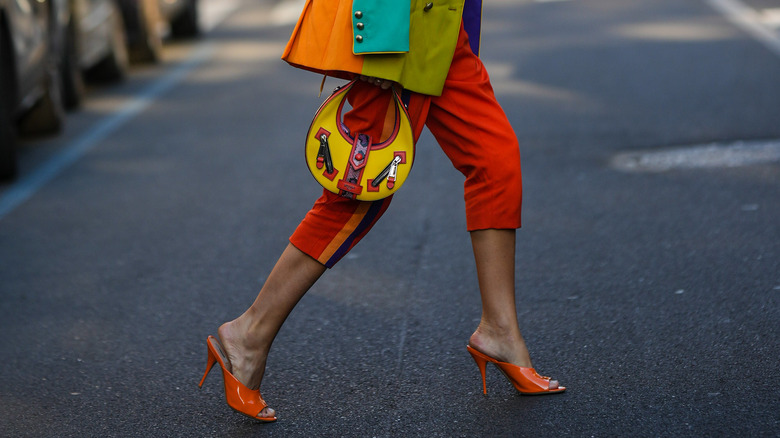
[{"xmin": 1, "ymin": 0, "xmax": 778, "ymax": 436}]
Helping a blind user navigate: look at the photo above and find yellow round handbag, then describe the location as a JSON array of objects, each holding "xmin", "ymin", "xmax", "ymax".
[{"xmin": 304, "ymin": 80, "xmax": 414, "ymax": 201}]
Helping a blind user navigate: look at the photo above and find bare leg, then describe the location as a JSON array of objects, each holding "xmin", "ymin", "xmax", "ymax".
[
  {"xmin": 217, "ymin": 243, "xmax": 326, "ymax": 416},
  {"xmin": 467, "ymin": 229, "xmax": 559, "ymax": 388}
]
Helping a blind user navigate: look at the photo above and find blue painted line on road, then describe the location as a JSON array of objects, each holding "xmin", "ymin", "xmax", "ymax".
[{"xmin": 0, "ymin": 43, "xmax": 214, "ymax": 222}]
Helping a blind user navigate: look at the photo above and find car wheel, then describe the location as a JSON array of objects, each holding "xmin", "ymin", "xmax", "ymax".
[
  {"xmin": 86, "ymin": 8, "xmax": 129, "ymax": 82},
  {"xmin": 129, "ymin": 0, "xmax": 163, "ymax": 64},
  {"xmin": 0, "ymin": 28, "xmax": 19, "ymax": 181},
  {"xmin": 60, "ymin": 17, "xmax": 86, "ymax": 109},
  {"xmin": 170, "ymin": 0, "xmax": 199, "ymax": 38},
  {"xmin": 19, "ymin": 56, "xmax": 66, "ymax": 136}
]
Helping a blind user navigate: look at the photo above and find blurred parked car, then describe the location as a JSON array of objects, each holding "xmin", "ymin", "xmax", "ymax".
[
  {"xmin": 0, "ymin": 0, "xmax": 199, "ymax": 181},
  {"xmin": 60, "ymin": 0, "xmax": 130, "ymax": 109},
  {"xmin": 158, "ymin": 0, "xmax": 198, "ymax": 37},
  {"xmin": 117, "ymin": 0, "xmax": 198, "ymax": 63},
  {"xmin": 1, "ymin": 0, "xmax": 66, "ymax": 181}
]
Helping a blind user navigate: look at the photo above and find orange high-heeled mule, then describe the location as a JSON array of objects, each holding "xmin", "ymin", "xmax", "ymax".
[
  {"xmin": 467, "ymin": 345, "xmax": 566, "ymax": 396},
  {"xmin": 199, "ymin": 336, "xmax": 277, "ymax": 422}
]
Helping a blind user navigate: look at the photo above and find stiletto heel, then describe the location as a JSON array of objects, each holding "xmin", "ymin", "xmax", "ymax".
[
  {"xmin": 466, "ymin": 345, "xmax": 566, "ymax": 396},
  {"xmin": 467, "ymin": 347, "xmax": 490, "ymax": 394},
  {"xmin": 199, "ymin": 336, "xmax": 277, "ymax": 422},
  {"xmin": 198, "ymin": 343, "xmax": 217, "ymax": 388}
]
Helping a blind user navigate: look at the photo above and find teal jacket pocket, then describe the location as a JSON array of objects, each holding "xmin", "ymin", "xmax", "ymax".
[{"xmin": 352, "ymin": 0, "xmax": 411, "ymax": 54}]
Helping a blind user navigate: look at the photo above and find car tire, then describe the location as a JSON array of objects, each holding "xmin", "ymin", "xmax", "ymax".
[
  {"xmin": 0, "ymin": 28, "xmax": 19, "ymax": 181},
  {"xmin": 129, "ymin": 0, "xmax": 163, "ymax": 64},
  {"xmin": 170, "ymin": 0, "xmax": 199, "ymax": 38},
  {"xmin": 60, "ymin": 17, "xmax": 86, "ymax": 109},
  {"xmin": 86, "ymin": 8, "xmax": 129, "ymax": 82},
  {"xmin": 19, "ymin": 57, "xmax": 66, "ymax": 137}
]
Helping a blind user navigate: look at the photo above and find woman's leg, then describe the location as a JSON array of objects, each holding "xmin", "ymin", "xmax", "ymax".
[
  {"xmin": 218, "ymin": 243, "xmax": 325, "ymax": 417},
  {"xmin": 212, "ymin": 81, "xmax": 431, "ymax": 417},
  {"xmin": 468, "ymin": 229, "xmax": 560, "ymax": 388},
  {"xmin": 467, "ymin": 229, "xmax": 529, "ymax": 365},
  {"xmin": 424, "ymin": 26, "xmax": 558, "ymax": 385}
]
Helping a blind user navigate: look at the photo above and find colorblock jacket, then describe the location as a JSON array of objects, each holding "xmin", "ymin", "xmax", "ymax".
[{"xmin": 282, "ymin": 0, "xmax": 483, "ymax": 96}]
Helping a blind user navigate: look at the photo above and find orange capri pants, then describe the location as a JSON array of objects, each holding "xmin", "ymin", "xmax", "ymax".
[{"xmin": 290, "ymin": 24, "xmax": 522, "ymax": 268}]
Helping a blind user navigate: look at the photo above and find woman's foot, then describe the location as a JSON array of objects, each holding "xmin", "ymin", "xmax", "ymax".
[
  {"xmin": 468, "ymin": 324, "xmax": 560, "ymax": 390},
  {"xmin": 217, "ymin": 320, "xmax": 276, "ymax": 419}
]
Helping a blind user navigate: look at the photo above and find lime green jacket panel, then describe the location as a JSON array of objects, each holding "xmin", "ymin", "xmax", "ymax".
[
  {"xmin": 361, "ymin": 0, "xmax": 464, "ymax": 96},
  {"xmin": 352, "ymin": 0, "xmax": 411, "ymax": 54}
]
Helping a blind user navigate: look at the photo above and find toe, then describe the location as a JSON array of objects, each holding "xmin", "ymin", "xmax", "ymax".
[
  {"xmin": 258, "ymin": 406, "xmax": 276, "ymax": 420},
  {"xmin": 549, "ymin": 380, "xmax": 559, "ymax": 390}
]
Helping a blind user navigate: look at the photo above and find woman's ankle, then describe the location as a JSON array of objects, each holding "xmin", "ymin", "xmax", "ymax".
[
  {"xmin": 217, "ymin": 320, "xmax": 270, "ymax": 390},
  {"xmin": 469, "ymin": 324, "xmax": 533, "ymax": 368}
]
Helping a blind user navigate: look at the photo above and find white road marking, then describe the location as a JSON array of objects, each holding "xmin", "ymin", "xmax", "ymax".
[
  {"xmin": 615, "ymin": 2, "xmax": 780, "ymax": 173},
  {"xmin": 705, "ymin": 0, "xmax": 780, "ymax": 57},
  {"xmin": 200, "ymin": 0, "xmax": 242, "ymax": 32},
  {"xmin": 270, "ymin": 0, "xmax": 305, "ymax": 26},
  {"xmin": 607, "ymin": 1, "xmax": 780, "ymax": 175},
  {"xmin": 760, "ymin": 8, "xmax": 780, "ymax": 29},
  {"xmin": 610, "ymin": 139, "xmax": 780, "ymax": 172}
]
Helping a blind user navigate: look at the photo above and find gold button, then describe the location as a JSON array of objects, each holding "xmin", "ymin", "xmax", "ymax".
[
  {"xmin": 356, "ymin": 22, "xmax": 364, "ymax": 30},
  {"xmin": 356, "ymin": 35, "xmax": 363, "ymax": 43},
  {"xmin": 424, "ymin": 2, "xmax": 433, "ymax": 11},
  {"xmin": 354, "ymin": 11, "xmax": 363, "ymax": 18}
]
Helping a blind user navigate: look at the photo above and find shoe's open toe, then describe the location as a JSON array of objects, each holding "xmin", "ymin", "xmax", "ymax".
[{"xmin": 257, "ymin": 407, "xmax": 276, "ymax": 422}]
